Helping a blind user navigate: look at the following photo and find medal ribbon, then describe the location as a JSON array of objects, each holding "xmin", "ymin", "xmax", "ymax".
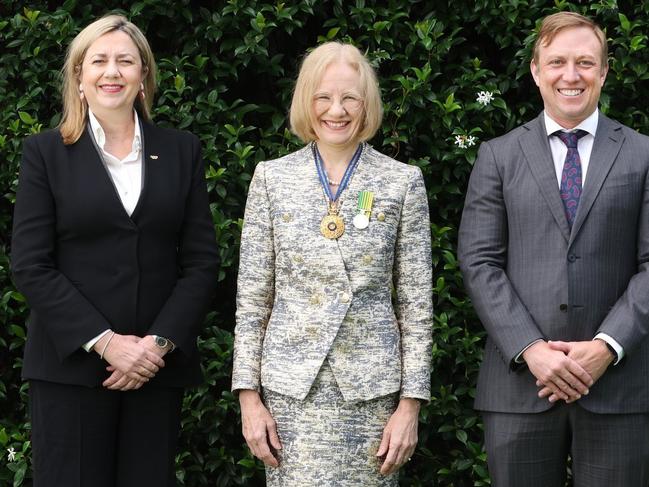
[
  {"xmin": 357, "ymin": 190, "xmax": 373, "ymax": 214},
  {"xmin": 313, "ymin": 143, "xmax": 363, "ymax": 201}
]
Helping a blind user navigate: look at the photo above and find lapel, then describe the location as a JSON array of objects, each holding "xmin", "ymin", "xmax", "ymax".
[
  {"xmin": 84, "ymin": 115, "xmax": 153, "ymax": 224},
  {"xmin": 131, "ymin": 120, "xmax": 155, "ymax": 221},
  {"xmin": 296, "ymin": 144, "xmax": 328, "ymax": 219},
  {"xmin": 340, "ymin": 143, "xmax": 378, "ymax": 219},
  {"xmin": 519, "ymin": 113, "xmax": 572, "ymax": 242},
  {"xmin": 79, "ymin": 128, "xmax": 137, "ymax": 227},
  {"xmin": 569, "ymin": 114, "xmax": 624, "ymax": 242}
]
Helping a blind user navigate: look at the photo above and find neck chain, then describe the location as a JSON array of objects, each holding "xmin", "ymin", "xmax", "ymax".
[
  {"xmin": 313, "ymin": 143, "xmax": 363, "ymax": 201},
  {"xmin": 313, "ymin": 142, "xmax": 364, "ymax": 239}
]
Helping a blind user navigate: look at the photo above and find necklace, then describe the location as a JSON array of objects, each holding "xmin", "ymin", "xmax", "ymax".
[{"xmin": 313, "ymin": 143, "xmax": 363, "ymax": 239}]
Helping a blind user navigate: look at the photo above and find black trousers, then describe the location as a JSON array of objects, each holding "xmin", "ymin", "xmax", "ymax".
[
  {"xmin": 483, "ymin": 402, "xmax": 649, "ymax": 487},
  {"xmin": 29, "ymin": 380, "xmax": 184, "ymax": 487}
]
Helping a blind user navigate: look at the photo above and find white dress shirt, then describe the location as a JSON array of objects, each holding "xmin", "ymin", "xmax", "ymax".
[
  {"xmin": 517, "ymin": 109, "xmax": 624, "ymax": 364},
  {"xmin": 544, "ymin": 109, "xmax": 597, "ymax": 186},
  {"xmin": 88, "ymin": 109, "xmax": 143, "ymax": 216},
  {"xmin": 82, "ymin": 110, "xmax": 142, "ymax": 352}
]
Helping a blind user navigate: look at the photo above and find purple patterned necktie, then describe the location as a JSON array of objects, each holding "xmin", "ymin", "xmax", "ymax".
[{"xmin": 554, "ymin": 129, "xmax": 588, "ymax": 227}]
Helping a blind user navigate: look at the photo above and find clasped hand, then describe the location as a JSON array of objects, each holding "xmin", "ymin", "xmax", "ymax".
[
  {"xmin": 94, "ymin": 334, "xmax": 166, "ymax": 391},
  {"xmin": 524, "ymin": 339, "xmax": 614, "ymax": 403}
]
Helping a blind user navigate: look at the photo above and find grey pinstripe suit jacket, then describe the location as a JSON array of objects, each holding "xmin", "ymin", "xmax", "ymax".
[
  {"xmin": 231, "ymin": 144, "xmax": 433, "ymax": 402},
  {"xmin": 458, "ymin": 112, "xmax": 649, "ymax": 414}
]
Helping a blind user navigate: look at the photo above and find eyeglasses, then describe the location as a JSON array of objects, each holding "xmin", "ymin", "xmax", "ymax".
[{"xmin": 313, "ymin": 93, "xmax": 363, "ymax": 113}]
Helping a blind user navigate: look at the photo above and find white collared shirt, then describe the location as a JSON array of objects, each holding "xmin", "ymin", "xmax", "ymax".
[
  {"xmin": 83, "ymin": 110, "xmax": 143, "ymax": 352},
  {"xmin": 88, "ymin": 109, "xmax": 142, "ymax": 216},
  {"xmin": 544, "ymin": 109, "xmax": 598, "ymax": 187},
  {"xmin": 517, "ymin": 109, "xmax": 624, "ymax": 364}
]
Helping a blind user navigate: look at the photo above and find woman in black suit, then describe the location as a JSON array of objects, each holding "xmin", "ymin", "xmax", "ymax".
[{"xmin": 11, "ymin": 14, "xmax": 218, "ymax": 487}]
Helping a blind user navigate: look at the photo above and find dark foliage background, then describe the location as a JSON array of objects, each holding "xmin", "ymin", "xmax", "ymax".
[{"xmin": 1, "ymin": 0, "xmax": 648, "ymax": 485}]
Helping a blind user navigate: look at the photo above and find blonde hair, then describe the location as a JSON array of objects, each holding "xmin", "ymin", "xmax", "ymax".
[
  {"xmin": 59, "ymin": 14, "xmax": 156, "ymax": 145},
  {"xmin": 533, "ymin": 12, "xmax": 608, "ymax": 68},
  {"xmin": 289, "ymin": 42, "xmax": 382, "ymax": 143}
]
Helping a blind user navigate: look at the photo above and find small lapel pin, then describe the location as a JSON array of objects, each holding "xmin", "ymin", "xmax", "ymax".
[{"xmin": 150, "ymin": 154, "xmax": 159, "ymax": 160}]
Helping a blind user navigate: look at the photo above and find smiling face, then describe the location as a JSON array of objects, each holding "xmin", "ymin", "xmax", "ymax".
[
  {"xmin": 80, "ymin": 30, "xmax": 145, "ymax": 120},
  {"xmin": 531, "ymin": 26, "xmax": 608, "ymax": 129},
  {"xmin": 311, "ymin": 61, "xmax": 364, "ymax": 151}
]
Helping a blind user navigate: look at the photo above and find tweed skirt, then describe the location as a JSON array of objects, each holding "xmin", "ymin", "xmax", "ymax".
[{"xmin": 263, "ymin": 360, "xmax": 399, "ymax": 486}]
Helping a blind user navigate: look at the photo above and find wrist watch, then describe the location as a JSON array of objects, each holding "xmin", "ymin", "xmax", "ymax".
[{"xmin": 153, "ymin": 335, "xmax": 175, "ymax": 352}]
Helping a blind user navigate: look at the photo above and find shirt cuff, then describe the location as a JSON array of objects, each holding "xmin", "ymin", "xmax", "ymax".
[
  {"xmin": 82, "ymin": 329, "xmax": 112, "ymax": 352},
  {"xmin": 514, "ymin": 339, "xmax": 544, "ymax": 363},
  {"xmin": 594, "ymin": 333, "xmax": 624, "ymax": 365}
]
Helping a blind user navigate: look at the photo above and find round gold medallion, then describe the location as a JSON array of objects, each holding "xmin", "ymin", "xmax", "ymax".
[{"xmin": 320, "ymin": 214, "xmax": 345, "ymax": 239}]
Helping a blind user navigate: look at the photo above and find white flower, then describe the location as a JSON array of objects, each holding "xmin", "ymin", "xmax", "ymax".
[
  {"xmin": 454, "ymin": 134, "xmax": 477, "ymax": 149},
  {"xmin": 476, "ymin": 91, "xmax": 494, "ymax": 105},
  {"xmin": 7, "ymin": 447, "xmax": 15, "ymax": 462},
  {"xmin": 454, "ymin": 135, "xmax": 467, "ymax": 149}
]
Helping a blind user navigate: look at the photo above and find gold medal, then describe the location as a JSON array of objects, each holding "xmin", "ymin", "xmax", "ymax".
[{"xmin": 320, "ymin": 201, "xmax": 345, "ymax": 239}]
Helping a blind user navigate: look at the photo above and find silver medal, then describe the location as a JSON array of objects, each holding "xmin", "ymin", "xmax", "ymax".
[{"xmin": 353, "ymin": 212, "xmax": 369, "ymax": 229}]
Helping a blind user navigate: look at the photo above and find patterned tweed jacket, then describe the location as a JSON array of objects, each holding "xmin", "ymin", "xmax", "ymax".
[{"xmin": 231, "ymin": 144, "xmax": 433, "ymax": 402}]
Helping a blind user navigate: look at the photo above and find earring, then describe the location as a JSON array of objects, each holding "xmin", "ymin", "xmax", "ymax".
[
  {"xmin": 79, "ymin": 83, "xmax": 84, "ymax": 100},
  {"xmin": 139, "ymin": 82, "xmax": 145, "ymax": 99}
]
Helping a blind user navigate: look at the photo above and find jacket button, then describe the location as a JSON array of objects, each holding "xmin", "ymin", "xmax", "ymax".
[
  {"xmin": 362, "ymin": 254, "xmax": 373, "ymax": 265},
  {"xmin": 567, "ymin": 254, "xmax": 577, "ymax": 262},
  {"xmin": 340, "ymin": 292, "xmax": 350, "ymax": 303},
  {"xmin": 377, "ymin": 212, "xmax": 386, "ymax": 222},
  {"xmin": 338, "ymin": 344, "xmax": 351, "ymax": 354},
  {"xmin": 282, "ymin": 213, "xmax": 292, "ymax": 222},
  {"xmin": 559, "ymin": 304, "xmax": 568, "ymax": 312}
]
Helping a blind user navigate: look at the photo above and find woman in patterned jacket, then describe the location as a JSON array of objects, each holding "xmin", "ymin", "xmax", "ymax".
[{"xmin": 232, "ymin": 41, "xmax": 433, "ymax": 486}]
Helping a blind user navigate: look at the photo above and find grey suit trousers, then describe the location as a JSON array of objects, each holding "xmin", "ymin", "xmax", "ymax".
[{"xmin": 483, "ymin": 404, "xmax": 649, "ymax": 487}]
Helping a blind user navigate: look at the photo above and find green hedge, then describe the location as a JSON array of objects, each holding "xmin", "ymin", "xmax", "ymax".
[{"xmin": 2, "ymin": 1, "xmax": 649, "ymax": 485}]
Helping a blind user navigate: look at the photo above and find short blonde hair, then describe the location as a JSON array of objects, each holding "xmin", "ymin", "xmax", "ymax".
[
  {"xmin": 59, "ymin": 14, "xmax": 156, "ymax": 145},
  {"xmin": 289, "ymin": 42, "xmax": 382, "ymax": 143},
  {"xmin": 533, "ymin": 12, "xmax": 608, "ymax": 68}
]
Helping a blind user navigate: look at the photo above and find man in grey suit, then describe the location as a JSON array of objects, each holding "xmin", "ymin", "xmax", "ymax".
[{"xmin": 458, "ymin": 11, "xmax": 649, "ymax": 486}]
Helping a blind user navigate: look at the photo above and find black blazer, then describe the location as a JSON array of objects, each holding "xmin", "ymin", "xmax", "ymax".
[{"xmin": 11, "ymin": 121, "xmax": 219, "ymax": 387}]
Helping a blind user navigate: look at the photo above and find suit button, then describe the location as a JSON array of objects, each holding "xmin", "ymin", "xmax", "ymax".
[
  {"xmin": 362, "ymin": 254, "xmax": 373, "ymax": 265},
  {"xmin": 340, "ymin": 292, "xmax": 350, "ymax": 303},
  {"xmin": 338, "ymin": 344, "xmax": 351, "ymax": 354},
  {"xmin": 567, "ymin": 254, "xmax": 577, "ymax": 262},
  {"xmin": 559, "ymin": 304, "xmax": 568, "ymax": 312},
  {"xmin": 282, "ymin": 213, "xmax": 292, "ymax": 222},
  {"xmin": 293, "ymin": 255, "xmax": 304, "ymax": 264},
  {"xmin": 377, "ymin": 212, "xmax": 386, "ymax": 222}
]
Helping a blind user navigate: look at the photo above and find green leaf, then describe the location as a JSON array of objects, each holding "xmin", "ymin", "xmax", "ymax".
[
  {"xmin": 619, "ymin": 13, "xmax": 631, "ymax": 32},
  {"xmin": 326, "ymin": 27, "xmax": 340, "ymax": 39},
  {"xmin": 9, "ymin": 325, "xmax": 25, "ymax": 339},
  {"xmin": 174, "ymin": 75, "xmax": 185, "ymax": 92},
  {"xmin": 18, "ymin": 112, "xmax": 35, "ymax": 125}
]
